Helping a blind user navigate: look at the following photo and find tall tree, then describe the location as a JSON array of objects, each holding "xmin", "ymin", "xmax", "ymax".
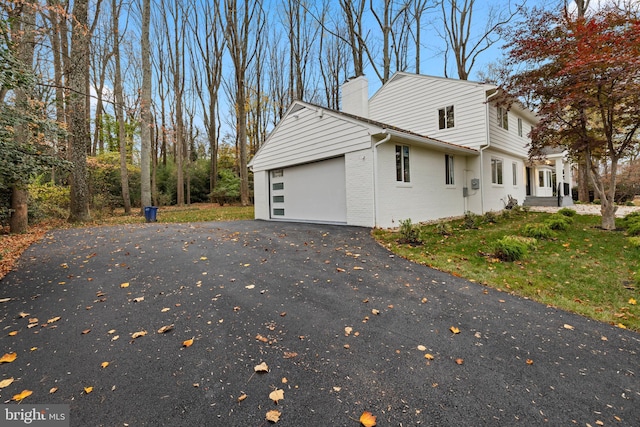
[
  {"xmin": 504, "ymin": 6, "xmax": 640, "ymax": 230},
  {"xmin": 440, "ymin": 0, "xmax": 522, "ymax": 80},
  {"xmin": 112, "ymin": 0, "xmax": 131, "ymax": 214},
  {"xmin": 140, "ymin": 0, "xmax": 152, "ymax": 209},
  {"xmin": 67, "ymin": 0, "xmax": 92, "ymax": 222},
  {"xmin": 223, "ymin": 0, "xmax": 262, "ymax": 206}
]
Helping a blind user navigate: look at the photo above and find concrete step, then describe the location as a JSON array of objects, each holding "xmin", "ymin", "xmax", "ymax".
[{"xmin": 523, "ymin": 197, "xmax": 559, "ymax": 207}]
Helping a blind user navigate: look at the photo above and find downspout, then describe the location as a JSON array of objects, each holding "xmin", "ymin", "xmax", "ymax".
[
  {"xmin": 372, "ymin": 130, "xmax": 392, "ymax": 227},
  {"xmin": 480, "ymin": 90, "xmax": 500, "ymax": 214}
]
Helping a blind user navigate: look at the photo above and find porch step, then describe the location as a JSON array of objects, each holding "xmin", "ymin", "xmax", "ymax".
[{"xmin": 523, "ymin": 196, "xmax": 559, "ymax": 207}]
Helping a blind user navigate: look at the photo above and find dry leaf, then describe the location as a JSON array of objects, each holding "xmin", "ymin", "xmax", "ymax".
[
  {"xmin": 563, "ymin": 324, "xmax": 575, "ymax": 330},
  {"xmin": 0, "ymin": 352, "xmax": 17, "ymax": 364},
  {"xmin": 371, "ymin": 309, "xmax": 380, "ymax": 315},
  {"xmin": 120, "ymin": 282, "xmax": 130, "ymax": 288},
  {"xmin": 131, "ymin": 330, "xmax": 147, "ymax": 339},
  {"xmin": 48, "ymin": 316, "xmax": 61, "ymax": 324},
  {"xmin": 455, "ymin": 358, "xmax": 464, "ymax": 365},
  {"xmin": 28, "ymin": 318, "xmax": 38, "ymax": 324},
  {"xmin": 84, "ymin": 386, "xmax": 93, "ymax": 394},
  {"xmin": 344, "ymin": 327, "xmax": 353, "ymax": 336},
  {"xmin": 101, "ymin": 361, "xmax": 110, "ymax": 368},
  {"xmin": 157, "ymin": 324, "xmax": 174, "ymax": 334},
  {"xmin": 281, "ymin": 378, "xmax": 288, "ymax": 384},
  {"xmin": 283, "ymin": 352, "xmax": 298, "ymax": 359},
  {"xmin": 353, "ymin": 266, "xmax": 364, "ymax": 270},
  {"xmin": 183, "ymin": 338, "xmax": 194, "ymax": 347},
  {"xmin": 0, "ymin": 377, "xmax": 14, "ymax": 388},
  {"xmin": 526, "ymin": 359, "xmax": 534, "ymax": 365},
  {"xmin": 112, "ymin": 335, "xmax": 119, "ymax": 341},
  {"xmin": 629, "ymin": 298, "xmax": 637, "ymax": 305},
  {"xmin": 265, "ymin": 409, "xmax": 281, "ymax": 423},
  {"xmin": 82, "ymin": 329, "xmax": 91, "ymax": 335},
  {"xmin": 8, "ymin": 331, "xmax": 18, "ymax": 336},
  {"xmin": 12, "ymin": 390, "xmax": 32, "ymax": 402},
  {"xmin": 108, "ymin": 329, "xmax": 116, "ymax": 334},
  {"xmin": 237, "ymin": 394, "xmax": 247, "ymax": 402},
  {"xmin": 256, "ymin": 334, "xmax": 268, "ymax": 343},
  {"xmin": 254, "ymin": 362, "xmax": 269, "ymax": 372},
  {"xmin": 161, "ymin": 307, "xmax": 170, "ymax": 312},
  {"xmin": 0, "ymin": 298, "xmax": 11, "ymax": 303},
  {"xmin": 200, "ymin": 257, "xmax": 208, "ymax": 261},
  {"xmin": 417, "ymin": 345, "xmax": 427, "ymax": 351},
  {"xmin": 30, "ymin": 347, "xmax": 37, "ymax": 352},
  {"xmin": 18, "ymin": 311, "xmax": 29, "ymax": 318},
  {"xmin": 133, "ymin": 296, "xmax": 144, "ymax": 303},
  {"xmin": 360, "ymin": 411, "xmax": 377, "ymax": 427},
  {"xmin": 49, "ymin": 387, "xmax": 58, "ymax": 394},
  {"xmin": 336, "ymin": 267, "xmax": 345, "ymax": 272},
  {"xmin": 425, "ymin": 353, "xmax": 435, "ymax": 360},
  {"xmin": 450, "ymin": 326, "xmax": 460, "ymax": 334},
  {"xmin": 245, "ymin": 285, "xmax": 255, "ymax": 289},
  {"xmin": 269, "ymin": 389, "xmax": 284, "ymax": 404}
]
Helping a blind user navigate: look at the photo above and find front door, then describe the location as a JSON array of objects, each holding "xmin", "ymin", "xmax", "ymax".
[{"xmin": 537, "ymin": 168, "xmax": 553, "ymax": 197}]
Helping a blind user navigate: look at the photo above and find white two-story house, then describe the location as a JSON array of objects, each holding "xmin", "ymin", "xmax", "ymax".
[{"xmin": 249, "ymin": 72, "xmax": 572, "ymax": 228}]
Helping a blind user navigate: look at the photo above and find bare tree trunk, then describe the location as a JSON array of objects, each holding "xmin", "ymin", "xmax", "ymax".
[
  {"xmin": 112, "ymin": 0, "xmax": 131, "ymax": 214},
  {"xmin": 140, "ymin": 0, "xmax": 153, "ymax": 210},
  {"xmin": 573, "ymin": 0, "xmax": 591, "ymax": 203},
  {"xmin": 68, "ymin": 0, "xmax": 92, "ymax": 222},
  {"xmin": 8, "ymin": 0, "xmax": 37, "ymax": 233}
]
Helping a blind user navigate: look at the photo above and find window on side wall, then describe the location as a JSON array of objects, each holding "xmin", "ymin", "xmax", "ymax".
[
  {"xmin": 491, "ymin": 158, "xmax": 503, "ymax": 185},
  {"xmin": 396, "ymin": 145, "xmax": 410, "ymax": 182},
  {"xmin": 518, "ymin": 118, "xmax": 523, "ymax": 137},
  {"xmin": 497, "ymin": 107, "xmax": 509, "ymax": 130},
  {"xmin": 438, "ymin": 105, "xmax": 455, "ymax": 129},
  {"xmin": 512, "ymin": 162, "xmax": 518, "ymax": 186},
  {"xmin": 445, "ymin": 154, "xmax": 454, "ymax": 185}
]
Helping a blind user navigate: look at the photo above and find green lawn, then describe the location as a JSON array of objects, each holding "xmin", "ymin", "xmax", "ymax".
[{"xmin": 373, "ymin": 210, "xmax": 640, "ymax": 331}]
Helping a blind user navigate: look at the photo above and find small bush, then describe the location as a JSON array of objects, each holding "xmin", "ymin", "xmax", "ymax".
[
  {"xmin": 593, "ymin": 199, "xmax": 601, "ymax": 205},
  {"xmin": 398, "ymin": 218, "xmax": 421, "ymax": 244},
  {"xmin": 28, "ymin": 181, "xmax": 70, "ymax": 221},
  {"xmin": 483, "ymin": 211, "xmax": 498, "ymax": 224},
  {"xmin": 627, "ymin": 221, "xmax": 640, "ymax": 237},
  {"xmin": 463, "ymin": 211, "xmax": 480, "ymax": 229},
  {"xmin": 619, "ymin": 212, "xmax": 640, "ymax": 228},
  {"xmin": 627, "ymin": 236, "xmax": 640, "ymax": 248},
  {"xmin": 546, "ymin": 214, "xmax": 572, "ymax": 230},
  {"xmin": 434, "ymin": 222, "xmax": 452, "ymax": 236},
  {"xmin": 522, "ymin": 223, "xmax": 555, "ymax": 239},
  {"xmin": 493, "ymin": 235, "xmax": 536, "ymax": 262},
  {"xmin": 210, "ymin": 169, "xmax": 240, "ymax": 206},
  {"xmin": 557, "ymin": 208, "xmax": 577, "ymax": 217}
]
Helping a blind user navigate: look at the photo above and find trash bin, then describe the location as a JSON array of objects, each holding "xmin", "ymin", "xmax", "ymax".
[{"xmin": 144, "ymin": 206, "xmax": 158, "ymax": 223}]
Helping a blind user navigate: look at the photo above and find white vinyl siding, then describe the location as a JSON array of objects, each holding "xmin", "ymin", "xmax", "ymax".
[
  {"xmin": 251, "ymin": 104, "xmax": 372, "ymax": 172},
  {"xmin": 369, "ymin": 74, "xmax": 489, "ymax": 149},
  {"xmin": 489, "ymin": 106, "xmax": 531, "ymax": 157}
]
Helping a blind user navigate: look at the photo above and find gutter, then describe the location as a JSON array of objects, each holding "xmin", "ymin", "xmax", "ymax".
[
  {"xmin": 372, "ymin": 131, "xmax": 392, "ymax": 228},
  {"xmin": 481, "ymin": 90, "xmax": 500, "ymax": 214}
]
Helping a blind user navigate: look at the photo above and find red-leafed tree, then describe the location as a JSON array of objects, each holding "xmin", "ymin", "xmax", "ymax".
[{"xmin": 503, "ymin": 7, "xmax": 640, "ymax": 230}]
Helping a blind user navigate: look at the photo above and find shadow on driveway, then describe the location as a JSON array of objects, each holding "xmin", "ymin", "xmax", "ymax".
[{"xmin": 1, "ymin": 221, "xmax": 638, "ymax": 426}]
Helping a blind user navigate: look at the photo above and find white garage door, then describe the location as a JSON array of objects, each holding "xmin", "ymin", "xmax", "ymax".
[{"xmin": 270, "ymin": 157, "xmax": 347, "ymax": 223}]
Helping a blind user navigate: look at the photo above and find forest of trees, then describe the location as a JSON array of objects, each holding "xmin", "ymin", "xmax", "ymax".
[{"xmin": 1, "ymin": 0, "xmax": 639, "ymax": 233}]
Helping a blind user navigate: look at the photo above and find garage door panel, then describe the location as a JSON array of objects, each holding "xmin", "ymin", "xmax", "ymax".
[{"xmin": 270, "ymin": 157, "xmax": 347, "ymax": 223}]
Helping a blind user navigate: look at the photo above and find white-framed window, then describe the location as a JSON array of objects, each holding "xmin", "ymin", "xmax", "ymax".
[
  {"xmin": 396, "ymin": 145, "xmax": 410, "ymax": 182},
  {"xmin": 438, "ymin": 105, "xmax": 455, "ymax": 129},
  {"xmin": 271, "ymin": 169, "xmax": 283, "ymax": 178},
  {"xmin": 517, "ymin": 118, "xmax": 523, "ymax": 137},
  {"xmin": 445, "ymin": 154, "xmax": 454, "ymax": 185},
  {"xmin": 512, "ymin": 162, "xmax": 518, "ymax": 186},
  {"xmin": 497, "ymin": 107, "xmax": 509, "ymax": 130},
  {"xmin": 491, "ymin": 157, "xmax": 503, "ymax": 185}
]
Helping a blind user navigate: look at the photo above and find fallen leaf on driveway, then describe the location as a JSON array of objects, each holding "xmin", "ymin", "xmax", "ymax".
[
  {"xmin": 265, "ymin": 409, "xmax": 281, "ymax": 422},
  {"xmin": 84, "ymin": 386, "xmax": 93, "ymax": 394},
  {"xmin": 18, "ymin": 311, "xmax": 29, "ymax": 318},
  {"xmin": 8, "ymin": 331, "xmax": 18, "ymax": 336},
  {"xmin": 183, "ymin": 338, "xmax": 194, "ymax": 347},
  {"xmin": 157, "ymin": 325, "xmax": 174, "ymax": 334},
  {"xmin": 425, "ymin": 353, "xmax": 434, "ymax": 360},
  {"xmin": 254, "ymin": 362, "xmax": 269, "ymax": 372},
  {"xmin": 48, "ymin": 316, "xmax": 61, "ymax": 324},
  {"xmin": 360, "ymin": 411, "xmax": 377, "ymax": 427},
  {"xmin": 12, "ymin": 390, "xmax": 32, "ymax": 402},
  {"xmin": 269, "ymin": 389, "xmax": 284, "ymax": 404},
  {"xmin": 345, "ymin": 327, "xmax": 353, "ymax": 336},
  {"xmin": 256, "ymin": 334, "xmax": 268, "ymax": 343},
  {"xmin": 82, "ymin": 329, "xmax": 91, "ymax": 335},
  {"xmin": 417, "ymin": 345, "xmax": 426, "ymax": 351},
  {"xmin": 455, "ymin": 358, "xmax": 464, "ymax": 365},
  {"xmin": 49, "ymin": 387, "xmax": 58, "ymax": 394},
  {"xmin": 371, "ymin": 309, "xmax": 380, "ymax": 315},
  {"xmin": 237, "ymin": 394, "xmax": 247, "ymax": 402},
  {"xmin": 526, "ymin": 359, "xmax": 534, "ymax": 365},
  {"xmin": 0, "ymin": 378, "xmax": 14, "ymax": 388},
  {"xmin": 563, "ymin": 324, "xmax": 575, "ymax": 330},
  {"xmin": 131, "ymin": 331, "xmax": 147, "ymax": 339},
  {"xmin": 0, "ymin": 352, "xmax": 17, "ymax": 364},
  {"xmin": 450, "ymin": 326, "xmax": 460, "ymax": 334},
  {"xmin": 245, "ymin": 285, "xmax": 255, "ymax": 289},
  {"xmin": 120, "ymin": 282, "xmax": 129, "ymax": 288},
  {"xmin": 101, "ymin": 362, "xmax": 110, "ymax": 368},
  {"xmin": 283, "ymin": 352, "xmax": 297, "ymax": 359},
  {"xmin": 133, "ymin": 296, "xmax": 144, "ymax": 303}
]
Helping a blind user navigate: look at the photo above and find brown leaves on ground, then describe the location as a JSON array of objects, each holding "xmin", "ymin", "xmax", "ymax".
[
  {"xmin": 12, "ymin": 389, "xmax": 33, "ymax": 402},
  {"xmin": 359, "ymin": 411, "xmax": 377, "ymax": 427},
  {"xmin": 265, "ymin": 409, "xmax": 281, "ymax": 423},
  {"xmin": 0, "ymin": 352, "xmax": 17, "ymax": 364},
  {"xmin": 182, "ymin": 337, "xmax": 194, "ymax": 347},
  {"xmin": 0, "ymin": 221, "xmax": 60, "ymax": 280},
  {"xmin": 269, "ymin": 389, "xmax": 284, "ymax": 404}
]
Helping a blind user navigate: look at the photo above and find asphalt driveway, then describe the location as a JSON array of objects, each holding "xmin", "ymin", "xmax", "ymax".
[{"xmin": 0, "ymin": 221, "xmax": 638, "ymax": 426}]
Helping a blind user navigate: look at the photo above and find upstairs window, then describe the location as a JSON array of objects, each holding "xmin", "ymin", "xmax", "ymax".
[
  {"xmin": 445, "ymin": 154, "xmax": 454, "ymax": 185},
  {"xmin": 517, "ymin": 118, "xmax": 523, "ymax": 137},
  {"xmin": 497, "ymin": 107, "xmax": 509, "ymax": 130},
  {"xmin": 396, "ymin": 145, "xmax": 410, "ymax": 182},
  {"xmin": 438, "ymin": 105, "xmax": 455, "ymax": 129}
]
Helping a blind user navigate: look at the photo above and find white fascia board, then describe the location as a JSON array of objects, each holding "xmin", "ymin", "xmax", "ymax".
[{"xmin": 377, "ymin": 128, "xmax": 479, "ymax": 156}]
